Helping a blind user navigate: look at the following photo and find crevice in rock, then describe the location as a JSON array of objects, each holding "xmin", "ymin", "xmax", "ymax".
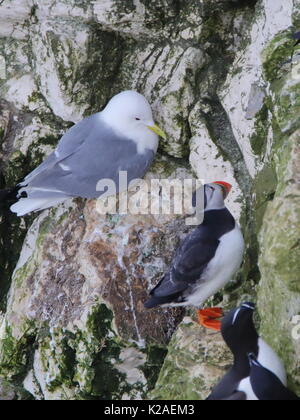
[
  {"xmin": 226, "ymin": 0, "xmax": 259, "ymax": 10},
  {"xmin": 1, "ymin": 0, "xmax": 298, "ymax": 399},
  {"xmin": 188, "ymin": 0, "xmax": 261, "ymax": 290},
  {"xmin": 0, "ymin": 175, "xmax": 34, "ymax": 310},
  {"xmin": 200, "ymin": 97, "xmax": 252, "ymax": 198}
]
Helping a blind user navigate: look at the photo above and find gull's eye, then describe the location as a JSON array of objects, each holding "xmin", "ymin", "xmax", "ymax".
[{"xmin": 135, "ymin": 117, "xmax": 141, "ymax": 121}]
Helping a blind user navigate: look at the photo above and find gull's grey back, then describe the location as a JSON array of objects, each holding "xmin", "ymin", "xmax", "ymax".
[{"xmin": 24, "ymin": 114, "xmax": 155, "ymax": 198}]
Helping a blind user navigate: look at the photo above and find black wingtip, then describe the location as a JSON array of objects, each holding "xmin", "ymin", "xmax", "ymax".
[
  {"xmin": 144, "ymin": 297, "xmax": 159, "ymax": 309},
  {"xmin": 144, "ymin": 294, "xmax": 179, "ymax": 309}
]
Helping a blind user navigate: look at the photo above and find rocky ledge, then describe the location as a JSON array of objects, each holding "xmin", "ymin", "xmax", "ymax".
[{"xmin": 0, "ymin": 0, "xmax": 299, "ymax": 399}]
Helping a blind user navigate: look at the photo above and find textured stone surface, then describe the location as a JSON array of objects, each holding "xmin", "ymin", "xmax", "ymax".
[
  {"xmin": 257, "ymin": 28, "xmax": 300, "ymax": 392},
  {"xmin": 0, "ymin": 0, "xmax": 299, "ymax": 400},
  {"xmin": 152, "ymin": 0, "xmax": 300, "ymax": 399},
  {"xmin": 0, "ymin": 377, "xmax": 15, "ymax": 400},
  {"xmin": 0, "ymin": 174, "xmax": 188, "ymax": 399},
  {"xmin": 150, "ymin": 316, "xmax": 233, "ymax": 400}
]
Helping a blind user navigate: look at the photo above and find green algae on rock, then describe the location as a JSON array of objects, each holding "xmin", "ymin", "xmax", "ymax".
[
  {"xmin": 0, "ymin": 0, "xmax": 299, "ymax": 400},
  {"xmin": 150, "ymin": 317, "xmax": 233, "ymax": 400}
]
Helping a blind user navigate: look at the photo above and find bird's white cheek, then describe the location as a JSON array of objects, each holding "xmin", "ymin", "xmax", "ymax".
[
  {"xmin": 124, "ymin": 124, "xmax": 158, "ymax": 154},
  {"xmin": 137, "ymin": 129, "xmax": 158, "ymax": 154}
]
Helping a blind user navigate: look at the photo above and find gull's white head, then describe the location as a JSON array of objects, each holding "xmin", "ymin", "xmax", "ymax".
[{"xmin": 100, "ymin": 90, "xmax": 166, "ymax": 154}]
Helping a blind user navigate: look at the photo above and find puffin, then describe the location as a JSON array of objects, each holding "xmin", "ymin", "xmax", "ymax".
[
  {"xmin": 144, "ymin": 181, "xmax": 245, "ymax": 330},
  {"xmin": 207, "ymin": 302, "xmax": 287, "ymax": 400},
  {"xmin": 248, "ymin": 353, "xmax": 300, "ymax": 401}
]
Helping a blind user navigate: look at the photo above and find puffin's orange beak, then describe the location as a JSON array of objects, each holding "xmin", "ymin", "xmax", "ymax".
[{"xmin": 212, "ymin": 181, "xmax": 232, "ymax": 198}]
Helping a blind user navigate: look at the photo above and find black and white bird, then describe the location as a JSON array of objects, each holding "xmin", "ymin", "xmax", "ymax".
[
  {"xmin": 144, "ymin": 182, "xmax": 245, "ymax": 329},
  {"xmin": 248, "ymin": 353, "xmax": 300, "ymax": 401},
  {"xmin": 207, "ymin": 302, "xmax": 287, "ymax": 400},
  {"xmin": 5, "ymin": 91, "xmax": 166, "ymax": 216}
]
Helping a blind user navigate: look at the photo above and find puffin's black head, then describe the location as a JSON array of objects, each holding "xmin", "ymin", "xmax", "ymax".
[
  {"xmin": 205, "ymin": 181, "xmax": 232, "ymax": 210},
  {"xmin": 221, "ymin": 302, "xmax": 258, "ymax": 356}
]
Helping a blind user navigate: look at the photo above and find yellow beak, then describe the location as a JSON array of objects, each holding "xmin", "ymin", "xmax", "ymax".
[{"xmin": 147, "ymin": 123, "xmax": 167, "ymax": 140}]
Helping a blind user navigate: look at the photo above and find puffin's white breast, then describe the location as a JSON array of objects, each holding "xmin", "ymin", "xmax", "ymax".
[{"xmin": 186, "ymin": 224, "xmax": 245, "ymax": 307}]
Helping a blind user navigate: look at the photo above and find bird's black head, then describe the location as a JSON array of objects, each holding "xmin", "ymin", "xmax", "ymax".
[{"xmin": 221, "ymin": 302, "xmax": 258, "ymax": 357}]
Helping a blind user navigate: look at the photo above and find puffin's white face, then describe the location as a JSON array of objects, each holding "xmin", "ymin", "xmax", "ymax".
[
  {"xmin": 204, "ymin": 182, "xmax": 232, "ymax": 211},
  {"xmin": 101, "ymin": 90, "xmax": 166, "ymax": 152}
]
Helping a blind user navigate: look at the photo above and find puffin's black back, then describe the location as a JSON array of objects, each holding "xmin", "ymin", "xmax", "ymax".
[
  {"xmin": 144, "ymin": 208, "xmax": 235, "ymax": 308},
  {"xmin": 249, "ymin": 357, "xmax": 300, "ymax": 401}
]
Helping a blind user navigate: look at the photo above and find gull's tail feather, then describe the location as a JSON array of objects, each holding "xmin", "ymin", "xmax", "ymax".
[
  {"xmin": 10, "ymin": 187, "xmax": 70, "ymax": 216},
  {"xmin": 10, "ymin": 196, "xmax": 68, "ymax": 216}
]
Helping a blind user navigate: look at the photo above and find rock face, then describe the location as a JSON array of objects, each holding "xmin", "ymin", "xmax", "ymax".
[
  {"xmin": 150, "ymin": 317, "xmax": 233, "ymax": 400},
  {"xmin": 0, "ymin": 0, "xmax": 299, "ymax": 400}
]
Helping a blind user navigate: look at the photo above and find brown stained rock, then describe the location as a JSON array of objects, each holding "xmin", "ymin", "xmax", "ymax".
[
  {"xmin": 79, "ymin": 200, "xmax": 186, "ymax": 344},
  {"xmin": 27, "ymin": 204, "xmax": 87, "ymax": 327},
  {"xmin": 8, "ymin": 198, "xmax": 185, "ymax": 345},
  {"xmin": 0, "ymin": 100, "xmax": 32, "ymax": 166}
]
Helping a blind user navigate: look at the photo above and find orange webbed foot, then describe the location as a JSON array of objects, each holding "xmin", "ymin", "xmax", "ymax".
[{"xmin": 197, "ymin": 307, "xmax": 223, "ymax": 331}]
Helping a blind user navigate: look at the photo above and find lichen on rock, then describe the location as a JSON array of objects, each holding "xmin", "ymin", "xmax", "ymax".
[
  {"xmin": 0, "ymin": 0, "xmax": 299, "ymax": 400},
  {"xmin": 257, "ymin": 26, "xmax": 300, "ymax": 392},
  {"xmin": 150, "ymin": 316, "xmax": 233, "ymax": 400}
]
